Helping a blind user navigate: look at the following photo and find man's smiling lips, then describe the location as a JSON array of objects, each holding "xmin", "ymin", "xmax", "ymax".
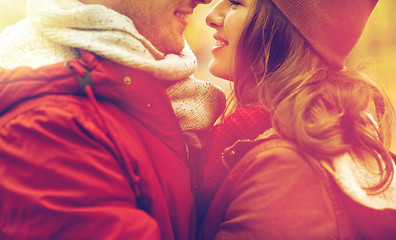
[{"xmin": 174, "ymin": 10, "xmax": 191, "ymax": 27}]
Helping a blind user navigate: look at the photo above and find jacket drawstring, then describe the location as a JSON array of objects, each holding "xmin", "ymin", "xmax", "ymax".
[{"xmin": 67, "ymin": 59, "xmax": 141, "ymax": 197}]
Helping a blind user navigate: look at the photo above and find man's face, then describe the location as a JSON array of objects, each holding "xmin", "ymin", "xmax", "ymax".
[{"xmin": 108, "ymin": 0, "xmax": 210, "ymax": 54}]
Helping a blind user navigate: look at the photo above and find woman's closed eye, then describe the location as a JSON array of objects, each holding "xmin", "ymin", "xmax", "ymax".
[{"xmin": 228, "ymin": 0, "xmax": 242, "ymax": 6}]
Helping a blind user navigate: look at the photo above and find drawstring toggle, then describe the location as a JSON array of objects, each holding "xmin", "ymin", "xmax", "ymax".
[{"xmin": 78, "ymin": 71, "xmax": 94, "ymax": 93}]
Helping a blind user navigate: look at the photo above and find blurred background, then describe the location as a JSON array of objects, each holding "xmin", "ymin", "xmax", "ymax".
[{"xmin": 1, "ymin": 0, "xmax": 396, "ymax": 150}]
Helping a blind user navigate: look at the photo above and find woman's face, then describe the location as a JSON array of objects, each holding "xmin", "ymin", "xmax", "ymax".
[{"xmin": 206, "ymin": 0, "xmax": 252, "ymax": 80}]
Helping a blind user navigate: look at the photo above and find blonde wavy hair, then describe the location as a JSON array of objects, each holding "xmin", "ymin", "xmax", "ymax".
[{"xmin": 231, "ymin": 0, "xmax": 394, "ymax": 193}]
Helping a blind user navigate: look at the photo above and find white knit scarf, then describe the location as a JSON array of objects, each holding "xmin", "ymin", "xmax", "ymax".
[
  {"xmin": 0, "ymin": 0, "xmax": 225, "ymax": 147},
  {"xmin": 27, "ymin": 0, "xmax": 198, "ymax": 81}
]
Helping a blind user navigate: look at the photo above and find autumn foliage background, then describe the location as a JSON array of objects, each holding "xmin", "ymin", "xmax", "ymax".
[{"xmin": 1, "ymin": 0, "xmax": 396, "ymax": 150}]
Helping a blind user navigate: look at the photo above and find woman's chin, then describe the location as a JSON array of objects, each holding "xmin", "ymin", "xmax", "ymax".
[{"xmin": 209, "ymin": 64, "xmax": 232, "ymax": 81}]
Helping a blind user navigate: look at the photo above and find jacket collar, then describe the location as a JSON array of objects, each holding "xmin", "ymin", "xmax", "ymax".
[{"xmin": 222, "ymin": 128, "xmax": 277, "ymax": 170}]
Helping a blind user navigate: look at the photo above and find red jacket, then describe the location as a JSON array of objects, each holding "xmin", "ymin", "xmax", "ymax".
[
  {"xmin": 199, "ymin": 137, "xmax": 396, "ymax": 239},
  {"xmin": 0, "ymin": 50, "xmax": 195, "ymax": 240}
]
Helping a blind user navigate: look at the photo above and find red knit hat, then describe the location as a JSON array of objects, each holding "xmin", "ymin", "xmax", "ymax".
[{"xmin": 270, "ymin": 0, "xmax": 379, "ymax": 69}]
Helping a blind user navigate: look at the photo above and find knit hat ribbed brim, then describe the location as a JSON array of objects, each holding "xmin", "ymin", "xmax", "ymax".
[{"xmin": 270, "ymin": 0, "xmax": 379, "ymax": 69}]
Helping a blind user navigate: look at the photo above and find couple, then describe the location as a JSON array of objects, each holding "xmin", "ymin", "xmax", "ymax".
[{"xmin": 0, "ymin": 0, "xmax": 395, "ymax": 239}]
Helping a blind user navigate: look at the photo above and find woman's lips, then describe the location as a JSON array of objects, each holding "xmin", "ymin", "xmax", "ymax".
[{"xmin": 212, "ymin": 35, "xmax": 229, "ymax": 54}]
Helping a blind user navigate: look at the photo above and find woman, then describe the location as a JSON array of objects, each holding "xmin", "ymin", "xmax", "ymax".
[{"xmin": 195, "ymin": 0, "xmax": 396, "ymax": 239}]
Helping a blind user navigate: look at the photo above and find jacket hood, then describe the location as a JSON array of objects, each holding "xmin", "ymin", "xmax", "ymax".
[
  {"xmin": 223, "ymin": 128, "xmax": 396, "ymax": 211},
  {"xmin": 329, "ymin": 153, "xmax": 396, "ymax": 210},
  {"xmin": 1, "ymin": 49, "xmax": 195, "ymax": 162},
  {"xmin": 0, "ymin": 60, "xmax": 82, "ymax": 115},
  {"xmin": 0, "ymin": 50, "xmax": 168, "ymax": 115}
]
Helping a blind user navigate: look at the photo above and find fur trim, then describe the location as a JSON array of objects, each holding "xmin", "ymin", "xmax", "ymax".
[
  {"xmin": 246, "ymin": 128, "xmax": 396, "ymax": 210},
  {"xmin": 330, "ymin": 153, "xmax": 396, "ymax": 209}
]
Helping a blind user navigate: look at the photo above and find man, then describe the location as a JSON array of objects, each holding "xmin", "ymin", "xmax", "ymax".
[{"xmin": 0, "ymin": 0, "xmax": 225, "ymax": 239}]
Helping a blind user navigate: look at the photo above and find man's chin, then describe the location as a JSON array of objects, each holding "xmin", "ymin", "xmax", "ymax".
[{"xmin": 157, "ymin": 39, "xmax": 186, "ymax": 55}]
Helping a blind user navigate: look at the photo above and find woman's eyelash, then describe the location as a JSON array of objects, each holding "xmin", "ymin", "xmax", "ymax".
[{"xmin": 229, "ymin": 0, "xmax": 242, "ymax": 6}]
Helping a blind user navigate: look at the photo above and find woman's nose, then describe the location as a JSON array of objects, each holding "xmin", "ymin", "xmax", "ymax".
[{"xmin": 205, "ymin": 5, "xmax": 223, "ymax": 28}]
